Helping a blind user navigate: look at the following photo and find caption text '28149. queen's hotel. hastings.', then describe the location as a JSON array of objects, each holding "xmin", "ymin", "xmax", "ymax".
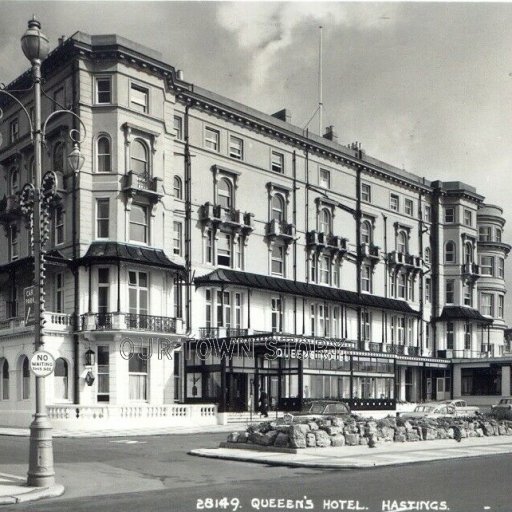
[{"xmin": 0, "ymin": 31, "xmax": 510, "ymax": 429}]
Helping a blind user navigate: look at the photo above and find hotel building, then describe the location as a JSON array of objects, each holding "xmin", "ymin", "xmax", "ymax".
[{"xmin": 0, "ymin": 32, "xmax": 509, "ymax": 427}]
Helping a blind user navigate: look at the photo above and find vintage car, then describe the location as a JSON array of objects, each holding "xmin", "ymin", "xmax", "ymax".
[
  {"xmin": 491, "ymin": 397, "xmax": 512, "ymax": 419},
  {"xmin": 440, "ymin": 399, "xmax": 480, "ymax": 416},
  {"xmin": 398, "ymin": 403, "xmax": 457, "ymax": 419},
  {"xmin": 283, "ymin": 401, "xmax": 352, "ymax": 422}
]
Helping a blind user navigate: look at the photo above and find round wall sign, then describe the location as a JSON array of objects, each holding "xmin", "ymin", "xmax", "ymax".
[{"xmin": 30, "ymin": 351, "xmax": 56, "ymax": 377}]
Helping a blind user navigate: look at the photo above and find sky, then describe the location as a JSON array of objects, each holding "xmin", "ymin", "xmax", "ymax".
[{"xmin": 1, "ymin": 1, "xmax": 512, "ymax": 322}]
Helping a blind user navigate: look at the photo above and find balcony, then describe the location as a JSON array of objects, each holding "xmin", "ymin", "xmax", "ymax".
[
  {"xmin": 81, "ymin": 312, "xmax": 177, "ymax": 334},
  {"xmin": 307, "ymin": 231, "xmax": 348, "ymax": 254},
  {"xmin": 200, "ymin": 202, "xmax": 253, "ymax": 235},
  {"xmin": 385, "ymin": 344, "xmax": 405, "ymax": 355},
  {"xmin": 388, "ymin": 251, "xmax": 422, "ymax": 270},
  {"xmin": 266, "ymin": 219, "xmax": 295, "ymax": 243},
  {"xmin": 198, "ymin": 327, "xmax": 250, "ymax": 338},
  {"xmin": 361, "ymin": 243, "xmax": 380, "ymax": 260},
  {"xmin": 461, "ymin": 263, "xmax": 480, "ymax": 281},
  {"xmin": 123, "ymin": 171, "xmax": 163, "ymax": 203},
  {"xmin": 0, "ymin": 311, "xmax": 73, "ymax": 334},
  {"xmin": 369, "ymin": 342, "xmax": 382, "ymax": 352},
  {"xmin": 407, "ymin": 346, "xmax": 420, "ymax": 356},
  {"xmin": 0, "ymin": 193, "xmax": 22, "ymax": 223}
]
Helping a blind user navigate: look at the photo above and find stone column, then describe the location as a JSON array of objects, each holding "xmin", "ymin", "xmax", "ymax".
[
  {"xmin": 452, "ymin": 365, "xmax": 462, "ymax": 398},
  {"xmin": 501, "ymin": 365, "xmax": 510, "ymax": 397}
]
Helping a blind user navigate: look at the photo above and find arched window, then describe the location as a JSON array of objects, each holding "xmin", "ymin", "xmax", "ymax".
[
  {"xmin": 464, "ymin": 242, "xmax": 473, "ymax": 264},
  {"xmin": 54, "ymin": 358, "xmax": 69, "ymax": 401},
  {"xmin": 53, "ymin": 142, "xmax": 64, "ymax": 174},
  {"xmin": 361, "ymin": 220, "xmax": 372, "ymax": 244},
  {"xmin": 173, "ymin": 176, "xmax": 183, "ymax": 199},
  {"xmin": 397, "ymin": 231, "xmax": 407, "ymax": 254},
  {"xmin": 130, "ymin": 139, "xmax": 148, "ymax": 176},
  {"xmin": 1, "ymin": 359, "xmax": 8, "ymax": 400},
  {"xmin": 97, "ymin": 136, "xmax": 111, "ymax": 173},
  {"xmin": 445, "ymin": 241, "xmax": 456, "ymax": 263},
  {"xmin": 424, "ymin": 247, "xmax": 431, "ymax": 264},
  {"xmin": 218, "ymin": 178, "xmax": 233, "ymax": 209},
  {"xmin": 319, "ymin": 208, "xmax": 332, "ymax": 235},
  {"xmin": 10, "ymin": 167, "xmax": 19, "ymax": 194},
  {"xmin": 21, "ymin": 356, "xmax": 30, "ymax": 400},
  {"xmin": 271, "ymin": 194, "xmax": 285, "ymax": 222}
]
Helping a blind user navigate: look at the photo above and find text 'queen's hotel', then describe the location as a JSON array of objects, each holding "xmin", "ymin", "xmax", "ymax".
[{"xmin": 0, "ymin": 31, "xmax": 510, "ymax": 429}]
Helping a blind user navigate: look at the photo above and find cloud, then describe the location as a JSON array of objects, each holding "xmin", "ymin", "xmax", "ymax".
[{"xmin": 216, "ymin": 2, "xmax": 398, "ymax": 91}]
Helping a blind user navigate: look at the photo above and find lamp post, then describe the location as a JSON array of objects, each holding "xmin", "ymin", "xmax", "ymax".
[{"xmin": 0, "ymin": 17, "xmax": 86, "ymax": 487}]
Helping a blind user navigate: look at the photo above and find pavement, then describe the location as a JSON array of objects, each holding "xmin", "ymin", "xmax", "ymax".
[
  {"xmin": 0, "ymin": 422, "xmax": 246, "ymax": 506},
  {"xmin": 190, "ymin": 435, "xmax": 512, "ymax": 469},
  {"xmin": 0, "ymin": 473, "xmax": 64, "ymax": 506}
]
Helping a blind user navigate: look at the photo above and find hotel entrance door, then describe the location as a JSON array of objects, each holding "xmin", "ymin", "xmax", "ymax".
[{"xmin": 226, "ymin": 373, "xmax": 247, "ymax": 412}]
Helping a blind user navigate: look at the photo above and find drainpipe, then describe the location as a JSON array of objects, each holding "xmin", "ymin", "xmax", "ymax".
[
  {"xmin": 356, "ymin": 166, "xmax": 362, "ymax": 344},
  {"xmin": 293, "ymin": 150, "xmax": 297, "ymax": 333},
  {"xmin": 184, "ymin": 104, "xmax": 192, "ymax": 333},
  {"xmin": 431, "ymin": 185, "xmax": 441, "ymax": 356},
  {"xmin": 305, "ymin": 146, "xmax": 310, "ymax": 282},
  {"xmin": 418, "ymin": 191, "xmax": 424, "ymax": 354},
  {"xmin": 72, "ymin": 58, "xmax": 80, "ymax": 404}
]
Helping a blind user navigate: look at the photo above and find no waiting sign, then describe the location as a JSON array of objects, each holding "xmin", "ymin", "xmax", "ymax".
[{"xmin": 30, "ymin": 351, "xmax": 56, "ymax": 377}]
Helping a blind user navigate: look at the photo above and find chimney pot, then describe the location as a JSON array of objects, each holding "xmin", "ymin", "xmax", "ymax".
[{"xmin": 323, "ymin": 125, "xmax": 338, "ymax": 143}]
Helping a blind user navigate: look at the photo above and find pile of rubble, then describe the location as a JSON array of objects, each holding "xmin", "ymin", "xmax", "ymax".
[{"xmin": 226, "ymin": 415, "xmax": 512, "ymax": 449}]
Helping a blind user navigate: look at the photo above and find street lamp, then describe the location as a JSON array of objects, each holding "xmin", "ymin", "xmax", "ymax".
[{"xmin": 0, "ymin": 17, "xmax": 86, "ymax": 488}]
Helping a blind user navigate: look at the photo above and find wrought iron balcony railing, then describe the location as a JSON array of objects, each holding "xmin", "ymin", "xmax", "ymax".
[{"xmin": 80, "ymin": 312, "xmax": 177, "ymax": 334}]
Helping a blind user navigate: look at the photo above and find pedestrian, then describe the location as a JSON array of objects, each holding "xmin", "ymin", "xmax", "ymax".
[{"xmin": 259, "ymin": 391, "xmax": 269, "ymax": 418}]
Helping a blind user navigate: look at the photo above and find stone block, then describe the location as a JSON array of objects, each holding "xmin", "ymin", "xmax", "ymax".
[
  {"xmin": 368, "ymin": 434, "xmax": 381, "ymax": 448},
  {"xmin": 262, "ymin": 430, "xmax": 279, "ymax": 445},
  {"xmin": 407, "ymin": 431, "xmax": 420, "ymax": 442},
  {"xmin": 274, "ymin": 432, "xmax": 289, "ymax": 448},
  {"xmin": 308, "ymin": 422, "xmax": 319, "ymax": 431},
  {"xmin": 345, "ymin": 433, "xmax": 360, "ymax": 446},
  {"xmin": 227, "ymin": 432, "xmax": 240, "ymax": 443},
  {"xmin": 315, "ymin": 430, "xmax": 332, "ymax": 447},
  {"xmin": 237, "ymin": 432, "xmax": 249, "ymax": 443},
  {"xmin": 330, "ymin": 435, "xmax": 345, "ymax": 447},
  {"xmin": 332, "ymin": 418, "xmax": 344, "ymax": 428},
  {"xmin": 324, "ymin": 426, "xmax": 342, "ymax": 436},
  {"xmin": 306, "ymin": 433, "xmax": 317, "ymax": 447},
  {"xmin": 289, "ymin": 425, "xmax": 307, "ymax": 448}
]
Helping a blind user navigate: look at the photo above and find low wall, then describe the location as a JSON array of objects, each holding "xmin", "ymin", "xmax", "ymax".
[
  {"xmin": 46, "ymin": 403, "xmax": 218, "ymax": 431},
  {"xmin": 227, "ymin": 414, "xmax": 512, "ymax": 449}
]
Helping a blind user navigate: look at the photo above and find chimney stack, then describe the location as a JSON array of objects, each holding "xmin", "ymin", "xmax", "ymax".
[
  {"xmin": 177, "ymin": 70, "xmax": 184, "ymax": 80},
  {"xmin": 58, "ymin": 35, "xmax": 65, "ymax": 46},
  {"xmin": 323, "ymin": 125, "xmax": 338, "ymax": 143},
  {"xmin": 271, "ymin": 108, "xmax": 292, "ymax": 123}
]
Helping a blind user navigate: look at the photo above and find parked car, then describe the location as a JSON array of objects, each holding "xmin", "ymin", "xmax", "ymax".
[
  {"xmin": 283, "ymin": 400, "xmax": 352, "ymax": 422},
  {"xmin": 491, "ymin": 397, "xmax": 512, "ymax": 420},
  {"xmin": 440, "ymin": 399, "xmax": 480, "ymax": 416},
  {"xmin": 399, "ymin": 403, "xmax": 457, "ymax": 419}
]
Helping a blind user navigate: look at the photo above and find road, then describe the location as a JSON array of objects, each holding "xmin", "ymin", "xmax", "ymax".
[{"xmin": 0, "ymin": 433, "xmax": 509, "ymax": 512}]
